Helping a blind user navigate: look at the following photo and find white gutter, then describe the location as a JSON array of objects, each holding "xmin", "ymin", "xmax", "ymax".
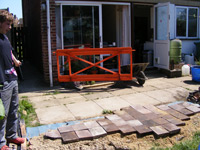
[{"xmin": 46, "ymin": 0, "xmax": 53, "ymax": 87}]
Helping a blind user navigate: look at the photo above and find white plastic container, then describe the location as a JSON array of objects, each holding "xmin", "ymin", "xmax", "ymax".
[{"xmin": 182, "ymin": 64, "xmax": 190, "ymax": 76}]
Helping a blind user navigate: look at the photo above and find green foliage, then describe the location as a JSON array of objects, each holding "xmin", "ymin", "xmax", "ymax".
[
  {"xmin": 150, "ymin": 131, "xmax": 200, "ymax": 150},
  {"xmin": 18, "ymin": 97, "xmax": 40, "ymax": 127},
  {"xmin": 102, "ymin": 109, "xmax": 113, "ymax": 114}
]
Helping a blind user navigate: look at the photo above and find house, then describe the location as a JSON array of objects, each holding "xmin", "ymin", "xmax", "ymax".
[{"xmin": 22, "ymin": 0, "xmax": 200, "ymax": 86}]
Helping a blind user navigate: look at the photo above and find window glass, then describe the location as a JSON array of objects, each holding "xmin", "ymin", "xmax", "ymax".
[
  {"xmin": 188, "ymin": 8, "xmax": 197, "ymax": 37},
  {"xmin": 176, "ymin": 8, "xmax": 186, "ymax": 37}
]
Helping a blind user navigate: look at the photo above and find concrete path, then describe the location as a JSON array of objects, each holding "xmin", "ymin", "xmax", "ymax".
[{"xmin": 19, "ymin": 75, "xmax": 199, "ymax": 125}]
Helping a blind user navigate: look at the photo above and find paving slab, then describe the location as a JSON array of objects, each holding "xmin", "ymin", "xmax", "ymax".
[
  {"xmin": 105, "ymin": 114, "xmax": 122, "ymax": 121},
  {"xmin": 126, "ymin": 120, "xmax": 143, "ymax": 127},
  {"xmin": 36, "ymin": 105, "xmax": 75, "ymax": 124},
  {"xmin": 165, "ymin": 109, "xmax": 190, "ymax": 121},
  {"xmin": 45, "ymin": 130, "xmax": 61, "ymax": 139},
  {"xmin": 134, "ymin": 125, "xmax": 152, "ymax": 135},
  {"xmin": 94, "ymin": 97, "xmax": 130, "ymax": 111},
  {"xmin": 111, "ymin": 119, "xmax": 128, "ymax": 127},
  {"xmin": 118, "ymin": 113, "xmax": 135, "ymax": 121},
  {"xmin": 152, "ymin": 117, "xmax": 169, "ymax": 125},
  {"xmin": 89, "ymin": 126, "xmax": 107, "ymax": 138},
  {"xmin": 145, "ymin": 79, "xmax": 176, "ymax": 89},
  {"xmin": 144, "ymin": 105, "xmax": 168, "ymax": 115},
  {"xmin": 162, "ymin": 123, "xmax": 181, "ymax": 134},
  {"xmin": 75, "ymin": 129, "xmax": 93, "ymax": 140},
  {"xmin": 131, "ymin": 85, "xmax": 158, "ymax": 92},
  {"xmin": 102, "ymin": 124, "xmax": 120, "ymax": 134},
  {"xmin": 61, "ymin": 131, "xmax": 79, "ymax": 143},
  {"xmin": 144, "ymin": 90, "xmax": 177, "ymax": 103},
  {"xmin": 118, "ymin": 124, "xmax": 136, "ymax": 135},
  {"xmin": 72, "ymin": 123, "xmax": 88, "ymax": 131},
  {"xmin": 97, "ymin": 119, "xmax": 113, "ymax": 126},
  {"xmin": 186, "ymin": 105, "xmax": 200, "ymax": 113},
  {"xmin": 66, "ymin": 101, "xmax": 103, "ymax": 120},
  {"xmin": 131, "ymin": 105, "xmax": 152, "ymax": 114},
  {"xmin": 150, "ymin": 126, "xmax": 169, "ymax": 137},
  {"xmin": 164, "ymin": 87, "xmax": 190, "ymax": 100},
  {"xmin": 58, "ymin": 125, "xmax": 74, "ymax": 134},
  {"xmin": 82, "ymin": 92, "xmax": 113, "ymax": 100},
  {"xmin": 56, "ymin": 96, "xmax": 87, "ymax": 105},
  {"xmin": 108, "ymin": 88, "xmax": 136, "ymax": 96},
  {"xmin": 84, "ymin": 121, "xmax": 100, "ymax": 129},
  {"xmin": 120, "ymin": 93, "xmax": 160, "ymax": 106}
]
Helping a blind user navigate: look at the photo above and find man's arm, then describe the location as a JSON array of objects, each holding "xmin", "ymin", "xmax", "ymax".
[{"xmin": 12, "ymin": 53, "xmax": 21, "ymax": 67}]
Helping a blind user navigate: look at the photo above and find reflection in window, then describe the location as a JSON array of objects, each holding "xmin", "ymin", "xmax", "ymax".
[
  {"xmin": 188, "ymin": 8, "xmax": 197, "ymax": 37},
  {"xmin": 176, "ymin": 8, "xmax": 186, "ymax": 37},
  {"xmin": 176, "ymin": 7, "xmax": 198, "ymax": 38}
]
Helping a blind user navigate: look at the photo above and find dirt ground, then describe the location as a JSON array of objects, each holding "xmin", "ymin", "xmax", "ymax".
[{"xmin": 27, "ymin": 113, "xmax": 200, "ymax": 150}]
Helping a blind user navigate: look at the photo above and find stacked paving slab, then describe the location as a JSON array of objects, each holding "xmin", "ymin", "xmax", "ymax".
[{"xmin": 45, "ymin": 102, "xmax": 200, "ymax": 143}]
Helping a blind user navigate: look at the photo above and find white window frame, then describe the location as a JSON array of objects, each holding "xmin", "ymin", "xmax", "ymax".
[{"xmin": 175, "ymin": 6, "xmax": 199, "ymax": 39}]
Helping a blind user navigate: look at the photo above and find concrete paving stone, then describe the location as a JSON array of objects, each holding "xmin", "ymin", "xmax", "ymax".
[
  {"xmin": 36, "ymin": 105, "xmax": 75, "ymax": 124},
  {"xmin": 66, "ymin": 101, "xmax": 103, "ymax": 120},
  {"xmin": 144, "ymin": 90, "xmax": 177, "ymax": 103},
  {"xmin": 105, "ymin": 114, "xmax": 122, "ymax": 121},
  {"xmin": 58, "ymin": 125, "xmax": 74, "ymax": 134},
  {"xmin": 102, "ymin": 123, "xmax": 120, "ymax": 134},
  {"xmin": 134, "ymin": 125, "xmax": 152, "ymax": 135},
  {"xmin": 145, "ymin": 79, "xmax": 176, "ymax": 89},
  {"xmin": 164, "ymin": 87, "xmax": 190, "ymax": 100},
  {"xmin": 118, "ymin": 124, "xmax": 136, "ymax": 135},
  {"xmin": 162, "ymin": 123, "xmax": 181, "ymax": 134},
  {"xmin": 131, "ymin": 105, "xmax": 152, "ymax": 114},
  {"xmin": 131, "ymin": 85, "xmax": 158, "ymax": 92},
  {"xmin": 141, "ymin": 119, "xmax": 158, "ymax": 127},
  {"xmin": 120, "ymin": 93, "xmax": 160, "ymax": 106},
  {"xmin": 150, "ymin": 126, "xmax": 169, "ymax": 137},
  {"xmin": 97, "ymin": 119, "xmax": 113, "ymax": 126},
  {"xmin": 45, "ymin": 130, "xmax": 61, "ymax": 139},
  {"xmin": 152, "ymin": 117, "xmax": 169, "ymax": 125},
  {"xmin": 53, "ymin": 92, "xmax": 85, "ymax": 99},
  {"xmin": 61, "ymin": 131, "xmax": 79, "ymax": 143},
  {"xmin": 19, "ymin": 92, "xmax": 44, "ymax": 98},
  {"xmin": 28, "ymin": 95, "xmax": 60, "ymax": 109},
  {"xmin": 121, "ymin": 106, "xmax": 144, "ymax": 118},
  {"xmin": 169, "ymin": 103, "xmax": 185, "ymax": 111},
  {"xmin": 111, "ymin": 119, "xmax": 127, "ymax": 127},
  {"xmin": 89, "ymin": 126, "xmax": 107, "ymax": 138},
  {"xmin": 165, "ymin": 109, "xmax": 190, "ymax": 121},
  {"xmin": 82, "ymin": 92, "xmax": 113, "ymax": 100},
  {"xmin": 75, "ymin": 129, "xmax": 93, "ymax": 140},
  {"xmin": 72, "ymin": 123, "xmax": 88, "ymax": 131},
  {"xmin": 118, "ymin": 113, "xmax": 135, "ymax": 121},
  {"xmin": 94, "ymin": 97, "xmax": 130, "ymax": 111},
  {"xmin": 84, "ymin": 121, "xmax": 100, "ymax": 129},
  {"xmin": 109, "ymin": 88, "xmax": 136, "ymax": 96},
  {"xmin": 57, "ymin": 96, "xmax": 87, "ymax": 105},
  {"xmin": 126, "ymin": 120, "xmax": 143, "ymax": 127},
  {"xmin": 181, "ymin": 102, "xmax": 200, "ymax": 108}
]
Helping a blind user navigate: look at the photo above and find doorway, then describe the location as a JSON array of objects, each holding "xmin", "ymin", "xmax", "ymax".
[{"xmin": 132, "ymin": 4, "xmax": 154, "ymax": 67}]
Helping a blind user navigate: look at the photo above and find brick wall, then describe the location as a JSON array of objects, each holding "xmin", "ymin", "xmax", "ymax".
[{"xmin": 41, "ymin": 0, "xmax": 58, "ymax": 84}]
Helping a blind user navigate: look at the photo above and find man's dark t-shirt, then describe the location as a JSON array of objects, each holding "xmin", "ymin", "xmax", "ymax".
[{"xmin": 0, "ymin": 34, "xmax": 17, "ymax": 84}]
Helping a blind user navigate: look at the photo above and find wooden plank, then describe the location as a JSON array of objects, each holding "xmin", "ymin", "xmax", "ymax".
[
  {"xmin": 150, "ymin": 126, "xmax": 169, "ymax": 138},
  {"xmin": 134, "ymin": 125, "xmax": 152, "ymax": 135},
  {"xmin": 131, "ymin": 105, "xmax": 152, "ymax": 114},
  {"xmin": 169, "ymin": 104, "xmax": 194, "ymax": 116},
  {"xmin": 157, "ymin": 105, "xmax": 170, "ymax": 111},
  {"xmin": 162, "ymin": 123, "xmax": 181, "ymax": 134},
  {"xmin": 165, "ymin": 109, "xmax": 190, "ymax": 121},
  {"xmin": 186, "ymin": 105, "xmax": 200, "ymax": 113}
]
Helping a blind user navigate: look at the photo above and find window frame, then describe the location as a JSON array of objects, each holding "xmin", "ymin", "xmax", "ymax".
[{"xmin": 175, "ymin": 6, "xmax": 199, "ymax": 39}]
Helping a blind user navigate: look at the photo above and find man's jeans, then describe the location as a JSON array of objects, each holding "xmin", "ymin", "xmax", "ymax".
[{"xmin": 0, "ymin": 81, "xmax": 19, "ymax": 148}]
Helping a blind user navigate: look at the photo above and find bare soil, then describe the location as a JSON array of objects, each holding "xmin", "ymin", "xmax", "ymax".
[{"xmin": 27, "ymin": 113, "xmax": 200, "ymax": 150}]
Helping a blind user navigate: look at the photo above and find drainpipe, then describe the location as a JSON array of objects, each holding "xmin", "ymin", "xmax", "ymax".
[{"xmin": 46, "ymin": 0, "xmax": 53, "ymax": 87}]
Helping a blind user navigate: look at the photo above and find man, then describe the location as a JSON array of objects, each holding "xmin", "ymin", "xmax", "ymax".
[{"xmin": 0, "ymin": 10, "xmax": 25, "ymax": 150}]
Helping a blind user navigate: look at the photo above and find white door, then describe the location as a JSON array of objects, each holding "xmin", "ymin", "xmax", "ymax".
[{"xmin": 154, "ymin": 3, "xmax": 171, "ymax": 69}]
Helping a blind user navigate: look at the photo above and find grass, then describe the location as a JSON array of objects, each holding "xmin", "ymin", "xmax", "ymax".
[
  {"xmin": 150, "ymin": 131, "xmax": 200, "ymax": 150},
  {"xmin": 102, "ymin": 109, "xmax": 113, "ymax": 114},
  {"xmin": 18, "ymin": 96, "xmax": 40, "ymax": 127}
]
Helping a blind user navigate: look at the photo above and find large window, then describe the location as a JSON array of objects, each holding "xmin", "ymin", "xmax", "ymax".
[{"xmin": 176, "ymin": 6, "xmax": 198, "ymax": 38}]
